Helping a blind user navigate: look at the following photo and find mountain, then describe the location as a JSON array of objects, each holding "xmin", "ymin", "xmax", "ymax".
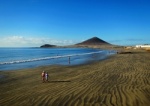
[
  {"xmin": 76, "ymin": 37, "xmax": 110, "ymax": 45},
  {"xmin": 40, "ymin": 44, "xmax": 56, "ymax": 48}
]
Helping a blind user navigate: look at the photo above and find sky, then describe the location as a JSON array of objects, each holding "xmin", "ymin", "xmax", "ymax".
[{"xmin": 0, "ymin": 0, "xmax": 150, "ymax": 47}]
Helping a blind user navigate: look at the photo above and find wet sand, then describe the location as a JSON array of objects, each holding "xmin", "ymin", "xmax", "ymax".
[{"xmin": 0, "ymin": 50, "xmax": 150, "ymax": 106}]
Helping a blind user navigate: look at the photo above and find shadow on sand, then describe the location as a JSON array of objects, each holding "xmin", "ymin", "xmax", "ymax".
[{"xmin": 48, "ymin": 80, "xmax": 71, "ymax": 83}]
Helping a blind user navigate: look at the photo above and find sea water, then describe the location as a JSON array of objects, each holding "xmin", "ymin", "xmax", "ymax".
[{"xmin": 0, "ymin": 47, "xmax": 116, "ymax": 71}]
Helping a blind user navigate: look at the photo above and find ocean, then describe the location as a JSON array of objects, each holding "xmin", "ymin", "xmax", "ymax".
[{"xmin": 0, "ymin": 47, "xmax": 116, "ymax": 71}]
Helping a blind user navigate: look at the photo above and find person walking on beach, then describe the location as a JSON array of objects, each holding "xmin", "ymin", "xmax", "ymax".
[
  {"xmin": 45, "ymin": 72, "xmax": 49, "ymax": 82},
  {"xmin": 41, "ymin": 71, "xmax": 45, "ymax": 82},
  {"xmin": 69, "ymin": 56, "xmax": 70, "ymax": 64}
]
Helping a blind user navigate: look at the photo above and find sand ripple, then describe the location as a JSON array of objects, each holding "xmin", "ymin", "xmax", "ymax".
[{"xmin": 0, "ymin": 51, "xmax": 150, "ymax": 106}]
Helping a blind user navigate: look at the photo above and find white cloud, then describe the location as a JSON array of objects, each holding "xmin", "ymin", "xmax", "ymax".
[{"xmin": 0, "ymin": 36, "xmax": 80, "ymax": 47}]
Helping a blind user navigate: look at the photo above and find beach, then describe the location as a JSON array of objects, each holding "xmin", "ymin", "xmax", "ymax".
[{"xmin": 0, "ymin": 49, "xmax": 150, "ymax": 106}]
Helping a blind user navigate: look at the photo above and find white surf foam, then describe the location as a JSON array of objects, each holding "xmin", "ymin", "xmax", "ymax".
[{"xmin": 0, "ymin": 51, "xmax": 104, "ymax": 65}]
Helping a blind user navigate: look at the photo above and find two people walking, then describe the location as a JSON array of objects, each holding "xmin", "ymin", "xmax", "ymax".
[{"xmin": 41, "ymin": 71, "xmax": 49, "ymax": 82}]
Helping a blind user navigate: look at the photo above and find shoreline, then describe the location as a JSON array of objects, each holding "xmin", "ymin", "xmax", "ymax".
[
  {"xmin": 0, "ymin": 49, "xmax": 150, "ymax": 106},
  {"xmin": 0, "ymin": 47, "xmax": 116, "ymax": 71},
  {"xmin": 0, "ymin": 53, "xmax": 115, "ymax": 72}
]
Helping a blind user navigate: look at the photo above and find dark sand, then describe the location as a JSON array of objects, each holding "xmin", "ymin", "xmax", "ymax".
[{"xmin": 0, "ymin": 49, "xmax": 150, "ymax": 106}]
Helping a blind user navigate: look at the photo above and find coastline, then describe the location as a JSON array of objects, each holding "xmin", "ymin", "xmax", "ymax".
[
  {"xmin": 0, "ymin": 47, "xmax": 115, "ymax": 71},
  {"xmin": 0, "ymin": 48, "xmax": 150, "ymax": 106}
]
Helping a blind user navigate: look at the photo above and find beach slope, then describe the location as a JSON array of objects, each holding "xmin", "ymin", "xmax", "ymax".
[{"xmin": 0, "ymin": 50, "xmax": 150, "ymax": 106}]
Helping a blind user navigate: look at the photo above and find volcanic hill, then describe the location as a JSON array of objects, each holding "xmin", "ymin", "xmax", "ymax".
[{"xmin": 76, "ymin": 37, "xmax": 111, "ymax": 46}]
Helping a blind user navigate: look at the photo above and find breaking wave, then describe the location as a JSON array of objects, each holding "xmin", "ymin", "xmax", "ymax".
[{"xmin": 0, "ymin": 51, "xmax": 104, "ymax": 65}]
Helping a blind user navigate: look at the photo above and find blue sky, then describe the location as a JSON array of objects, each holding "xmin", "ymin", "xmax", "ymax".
[{"xmin": 0, "ymin": 0, "xmax": 150, "ymax": 47}]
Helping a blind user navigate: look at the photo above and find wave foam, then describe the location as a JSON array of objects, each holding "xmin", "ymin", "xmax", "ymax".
[{"xmin": 0, "ymin": 51, "xmax": 105, "ymax": 65}]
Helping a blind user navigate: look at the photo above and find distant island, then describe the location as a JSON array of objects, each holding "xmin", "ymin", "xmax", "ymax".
[{"xmin": 40, "ymin": 44, "xmax": 57, "ymax": 48}]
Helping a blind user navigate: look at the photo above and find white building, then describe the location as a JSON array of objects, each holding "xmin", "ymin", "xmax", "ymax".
[{"xmin": 136, "ymin": 44, "xmax": 150, "ymax": 48}]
